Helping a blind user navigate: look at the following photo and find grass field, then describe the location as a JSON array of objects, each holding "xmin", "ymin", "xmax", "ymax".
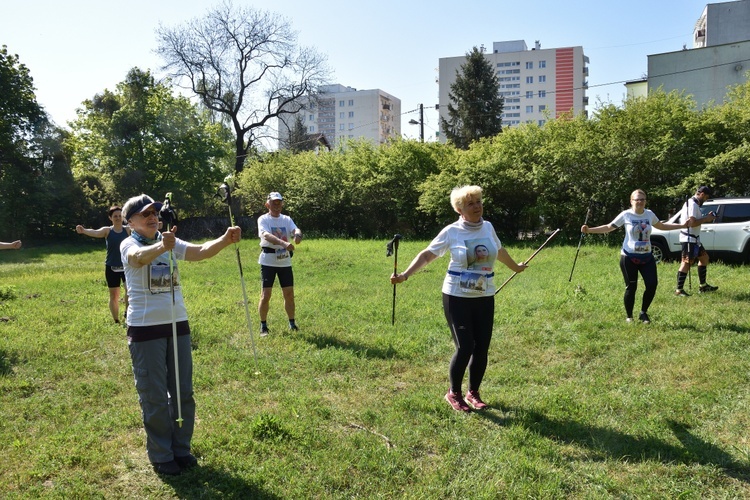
[{"xmin": 1, "ymin": 237, "xmax": 749, "ymax": 498}]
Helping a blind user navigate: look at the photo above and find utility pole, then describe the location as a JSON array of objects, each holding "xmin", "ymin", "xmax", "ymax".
[
  {"xmin": 409, "ymin": 104, "xmax": 425, "ymax": 142},
  {"xmin": 418, "ymin": 103, "xmax": 424, "ymax": 143}
]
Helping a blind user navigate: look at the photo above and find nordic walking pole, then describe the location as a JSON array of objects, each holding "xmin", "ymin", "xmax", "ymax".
[
  {"xmin": 569, "ymin": 199, "xmax": 594, "ymax": 282},
  {"xmin": 386, "ymin": 234, "xmax": 402, "ymax": 325},
  {"xmin": 495, "ymin": 228, "xmax": 561, "ymax": 295},
  {"xmin": 217, "ymin": 178, "xmax": 260, "ymax": 375},
  {"xmin": 160, "ymin": 193, "xmax": 183, "ymax": 428}
]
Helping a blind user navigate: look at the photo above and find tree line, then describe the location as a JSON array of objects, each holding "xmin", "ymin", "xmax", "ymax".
[
  {"xmin": 2, "ymin": 1, "xmax": 749, "ymax": 243},
  {"xmin": 231, "ymin": 83, "xmax": 750, "ymax": 242}
]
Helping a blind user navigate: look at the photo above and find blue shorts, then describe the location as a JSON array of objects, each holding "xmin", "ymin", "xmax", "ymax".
[{"xmin": 680, "ymin": 242, "xmax": 706, "ymax": 264}]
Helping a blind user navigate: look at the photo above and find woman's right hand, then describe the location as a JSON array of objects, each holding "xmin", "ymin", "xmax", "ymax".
[
  {"xmin": 161, "ymin": 229, "xmax": 176, "ymax": 251},
  {"xmin": 391, "ymin": 273, "xmax": 407, "ymax": 284}
]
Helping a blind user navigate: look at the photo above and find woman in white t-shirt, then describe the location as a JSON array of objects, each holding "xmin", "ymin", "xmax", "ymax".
[
  {"xmin": 391, "ymin": 185, "xmax": 527, "ymax": 413},
  {"xmin": 120, "ymin": 194, "xmax": 241, "ymax": 476},
  {"xmin": 582, "ymin": 189, "xmax": 686, "ymax": 324}
]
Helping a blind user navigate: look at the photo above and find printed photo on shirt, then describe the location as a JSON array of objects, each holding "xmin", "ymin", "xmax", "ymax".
[
  {"xmin": 271, "ymin": 227, "xmax": 288, "ymax": 242},
  {"xmin": 466, "ymin": 238, "xmax": 494, "ymax": 271},
  {"xmin": 630, "ymin": 218, "xmax": 652, "ymax": 253},
  {"xmin": 459, "ymin": 271, "xmax": 487, "ymax": 293},
  {"xmin": 148, "ymin": 262, "xmax": 181, "ymax": 294}
]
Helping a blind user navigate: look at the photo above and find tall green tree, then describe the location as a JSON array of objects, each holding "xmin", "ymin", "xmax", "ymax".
[
  {"xmin": 440, "ymin": 46, "xmax": 504, "ymax": 150},
  {"xmin": 66, "ymin": 68, "xmax": 233, "ymax": 216},
  {"xmin": 698, "ymin": 78, "xmax": 750, "ymax": 196},
  {"xmin": 156, "ymin": 1, "xmax": 330, "ymax": 173},
  {"xmin": 0, "ymin": 46, "xmax": 48, "ymax": 238}
]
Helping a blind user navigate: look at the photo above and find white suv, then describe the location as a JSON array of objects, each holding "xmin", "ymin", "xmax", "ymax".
[{"xmin": 650, "ymin": 198, "xmax": 750, "ymax": 263}]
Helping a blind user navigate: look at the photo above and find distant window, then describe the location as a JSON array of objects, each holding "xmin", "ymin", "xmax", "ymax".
[
  {"xmin": 309, "ymin": 114, "xmax": 314, "ymax": 121},
  {"xmin": 538, "ymin": 90, "xmax": 546, "ymax": 98},
  {"xmin": 526, "ymin": 91, "xmax": 534, "ymax": 99},
  {"xmin": 308, "ymin": 126, "xmax": 315, "ymax": 132},
  {"xmin": 539, "ymin": 105, "xmax": 546, "ymax": 112},
  {"xmin": 348, "ymin": 111, "xmax": 354, "ymax": 118},
  {"xmin": 538, "ymin": 119, "xmax": 546, "ymax": 126},
  {"xmin": 539, "ymin": 61, "xmax": 546, "ymax": 68},
  {"xmin": 348, "ymin": 99, "xmax": 354, "ymax": 106},
  {"xmin": 339, "ymin": 112, "xmax": 344, "ymax": 119},
  {"xmin": 339, "ymin": 100, "xmax": 345, "ymax": 107},
  {"xmin": 525, "ymin": 61, "xmax": 533, "ymax": 69},
  {"xmin": 348, "ymin": 123, "xmax": 354, "ymax": 130},
  {"xmin": 339, "ymin": 124, "xmax": 345, "ymax": 130},
  {"xmin": 526, "ymin": 105, "xmax": 533, "ymax": 113},
  {"xmin": 539, "ymin": 75, "xmax": 546, "ymax": 83},
  {"xmin": 526, "ymin": 76, "xmax": 533, "ymax": 84}
]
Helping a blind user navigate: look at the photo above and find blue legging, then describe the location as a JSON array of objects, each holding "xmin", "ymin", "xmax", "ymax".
[
  {"xmin": 619, "ymin": 254, "xmax": 658, "ymax": 318},
  {"xmin": 442, "ymin": 293, "xmax": 495, "ymax": 394}
]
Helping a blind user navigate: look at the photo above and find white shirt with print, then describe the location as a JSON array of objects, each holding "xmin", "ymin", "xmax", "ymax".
[
  {"xmin": 611, "ymin": 208, "xmax": 660, "ymax": 255},
  {"xmin": 121, "ymin": 237, "xmax": 189, "ymax": 326},
  {"xmin": 426, "ymin": 218, "xmax": 503, "ymax": 298},
  {"xmin": 257, "ymin": 212, "xmax": 298, "ymax": 267}
]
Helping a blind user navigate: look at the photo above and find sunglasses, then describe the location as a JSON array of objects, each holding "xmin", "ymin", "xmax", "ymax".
[{"xmin": 138, "ymin": 209, "xmax": 160, "ymax": 218}]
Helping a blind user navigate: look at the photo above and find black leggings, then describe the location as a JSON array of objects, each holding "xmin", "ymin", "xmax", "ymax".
[
  {"xmin": 619, "ymin": 254, "xmax": 658, "ymax": 318},
  {"xmin": 442, "ymin": 293, "xmax": 494, "ymax": 394}
]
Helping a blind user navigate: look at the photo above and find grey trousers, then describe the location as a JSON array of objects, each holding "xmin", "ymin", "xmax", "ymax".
[{"xmin": 129, "ymin": 333, "xmax": 194, "ymax": 463}]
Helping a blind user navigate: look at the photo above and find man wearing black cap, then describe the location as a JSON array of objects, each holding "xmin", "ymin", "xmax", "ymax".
[
  {"xmin": 257, "ymin": 191, "xmax": 302, "ymax": 335},
  {"xmin": 675, "ymin": 186, "xmax": 718, "ymax": 296}
]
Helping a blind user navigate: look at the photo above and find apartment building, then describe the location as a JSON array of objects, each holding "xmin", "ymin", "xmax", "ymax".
[
  {"xmin": 693, "ymin": 0, "xmax": 750, "ymax": 48},
  {"xmin": 277, "ymin": 84, "xmax": 401, "ymax": 149},
  {"xmin": 438, "ymin": 40, "xmax": 589, "ymax": 132},
  {"xmin": 646, "ymin": 0, "xmax": 750, "ymax": 108}
]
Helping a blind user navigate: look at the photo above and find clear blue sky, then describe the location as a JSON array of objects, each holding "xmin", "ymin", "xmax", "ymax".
[{"xmin": 2, "ymin": 0, "xmax": 712, "ymax": 143}]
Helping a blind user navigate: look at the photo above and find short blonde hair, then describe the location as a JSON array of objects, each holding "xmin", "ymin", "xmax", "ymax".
[
  {"xmin": 450, "ymin": 185, "xmax": 482, "ymax": 213},
  {"xmin": 630, "ymin": 189, "xmax": 646, "ymax": 201}
]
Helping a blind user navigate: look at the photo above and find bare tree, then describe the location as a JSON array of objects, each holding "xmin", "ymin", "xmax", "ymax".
[{"xmin": 156, "ymin": 1, "xmax": 330, "ymax": 172}]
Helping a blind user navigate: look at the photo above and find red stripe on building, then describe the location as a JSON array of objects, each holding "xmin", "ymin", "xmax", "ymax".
[{"xmin": 556, "ymin": 48, "xmax": 575, "ymax": 118}]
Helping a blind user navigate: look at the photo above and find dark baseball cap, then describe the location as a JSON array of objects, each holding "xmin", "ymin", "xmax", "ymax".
[{"xmin": 122, "ymin": 194, "xmax": 163, "ymax": 221}]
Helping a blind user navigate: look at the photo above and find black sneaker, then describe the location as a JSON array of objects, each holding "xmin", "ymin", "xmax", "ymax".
[
  {"xmin": 639, "ymin": 312, "xmax": 651, "ymax": 324},
  {"xmin": 260, "ymin": 326, "xmax": 269, "ymax": 337},
  {"xmin": 174, "ymin": 454, "xmax": 198, "ymax": 469},
  {"xmin": 152, "ymin": 460, "xmax": 182, "ymax": 476},
  {"xmin": 675, "ymin": 289, "xmax": 690, "ymax": 297},
  {"xmin": 699, "ymin": 284, "xmax": 718, "ymax": 293},
  {"xmin": 289, "ymin": 323, "xmax": 299, "ymax": 332}
]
